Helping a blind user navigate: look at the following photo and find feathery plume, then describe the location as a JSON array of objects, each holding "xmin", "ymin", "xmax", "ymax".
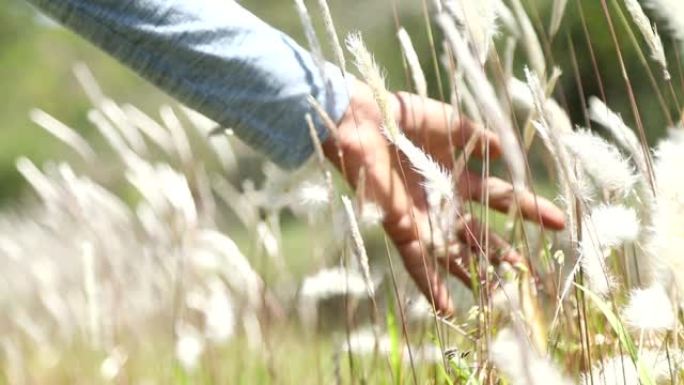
[
  {"xmin": 294, "ymin": 0, "xmax": 329, "ymax": 99},
  {"xmin": 491, "ymin": 327, "xmax": 572, "ymax": 385},
  {"xmin": 624, "ymin": 0, "xmax": 670, "ymax": 79},
  {"xmin": 181, "ymin": 106, "xmax": 238, "ymax": 172},
  {"xmin": 549, "ymin": 0, "xmax": 569, "ymax": 38},
  {"xmin": 342, "ymin": 328, "xmax": 443, "ymax": 364},
  {"xmin": 580, "ymin": 205, "xmax": 640, "ymax": 295},
  {"xmin": 202, "ymin": 280, "xmax": 236, "ymax": 343},
  {"xmin": 290, "ymin": 179, "xmax": 330, "ymax": 217},
  {"xmin": 88, "ymin": 109, "xmax": 136, "ymax": 164},
  {"xmin": 341, "ymin": 196, "xmax": 375, "ymax": 298},
  {"xmin": 443, "ymin": 0, "xmax": 499, "ymax": 63},
  {"xmin": 588, "ymin": 97, "xmax": 649, "ymax": 181},
  {"xmin": 30, "ymin": 109, "xmax": 96, "ymax": 161},
  {"xmin": 644, "ymin": 132, "xmax": 684, "ymax": 292},
  {"xmin": 562, "ymin": 129, "xmax": 636, "ymax": 198},
  {"xmin": 397, "ymin": 28, "xmax": 428, "ymax": 98},
  {"xmin": 495, "ymin": 1, "xmax": 521, "ymax": 38},
  {"xmin": 438, "ymin": 14, "xmax": 527, "ymax": 190},
  {"xmin": 99, "ymin": 347, "xmax": 127, "ymax": 381},
  {"xmin": 300, "ymin": 267, "xmax": 371, "ymax": 301},
  {"xmin": 392, "ymin": 132, "xmax": 455, "ymax": 208},
  {"xmin": 81, "ymin": 242, "xmax": 101, "ymax": 348},
  {"xmin": 122, "ymin": 103, "xmax": 176, "ymax": 156},
  {"xmin": 645, "ymin": 0, "xmax": 684, "ymax": 41},
  {"xmin": 175, "ymin": 324, "xmax": 205, "ymax": 371},
  {"xmin": 346, "ymin": 32, "xmax": 399, "ymax": 137},
  {"xmin": 623, "ymin": 284, "xmax": 675, "ymax": 332},
  {"xmin": 315, "ymin": 0, "xmax": 346, "ymax": 71},
  {"xmin": 508, "ymin": 0, "xmax": 546, "ymax": 76},
  {"xmin": 72, "ymin": 62, "xmax": 105, "ymax": 104},
  {"xmin": 256, "ymin": 221, "xmax": 280, "ymax": 260},
  {"xmin": 583, "ymin": 350, "xmax": 683, "ymax": 385},
  {"xmin": 15, "ymin": 157, "xmax": 59, "ymax": 204},
  {"xmin": 100, "ymin": 99, "xmax": 148, "ymax": 155},
  {"xmin": 583, "ymin": 205, "xmax": 640, "ymax": 247},
  {"xmin": 160, "ymin": 105, "xmax": 193, "ymax": 166}
]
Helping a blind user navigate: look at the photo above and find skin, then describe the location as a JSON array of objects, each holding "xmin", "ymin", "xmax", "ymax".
[{"xmin": 322, "ymin": 79, "xmax": 566, "ymax": 315}]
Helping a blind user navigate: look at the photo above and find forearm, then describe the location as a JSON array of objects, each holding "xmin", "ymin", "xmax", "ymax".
[{"xmin": 27, "ymin": 0, "xmax": 350, "ymax": 168}]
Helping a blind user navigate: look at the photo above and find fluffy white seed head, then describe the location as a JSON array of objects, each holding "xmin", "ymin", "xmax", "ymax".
[
  {"xmin": 583, "ymin": 205, "xmax": 640, "ymax": 247},
  {"xmin": 491, "ymin": 327, "xmax": 572, "ymax": 385},
  {"xmin": 588, "ymin": 97, "xmax": 649, "ymax": 180},
  {"xmin": 346, "ymin": 32, "xmax": 399, "ymax": 137},
  {"xmin": 300, "ymin": 267, "xmax": 371, "ymax": 301},
  {"xmin": 341, "ymin": 196, "xmax": 375, "ymax": 298},
  {"xmin": 583, "ymin": 350, "xmax": 684, "ymax": 385},
  {"xmin": 644, "ymin": 133, "xmax": 684, "ymax": 293},
  {"xmin": 392, "ymin": 132, "xmax": 455, "ymax": 208},
  {"xmin": 562, "ymin": 129, "xmax": 636, "ymax": 198},
  {"xmin": 625, "ymin": 0, "xmax": 670, "ymax": 79},
  {"xmin": 443, "ymin": 0, "xmax": 499, "ymax": 63},
  {"xmin": 315, "ymin": 0, "xmax": 346, "ymax": 71},
  {"xmin": 438, "ymin": 14, "xmax": 527, "ymax": 190},
  {"xmin": 397, "ymin": 28, "xmax": 428, "ymax": 98},
  {"xmin": 579, "ymin": 205, "xmax": 639, "ymax": 296},
  {"xmin": 30, "ymin": 109, "xmax": 96, "ymax": 161},
  {"xmin": 645, "ymin": 0, "xmax": 684, "ymax": 41},
  {"xmin": 623, "ymin": 284, "xmax": 675, "ymax": 332},
  {"xmin": 549, "ymin": 0, "xmax": 569, "ymax": 37},
  {"xmin": 175, "ymin": 325, "xmax": 205, "ymax": 371},
  {"xmin": 290, "ymin": 179, "xmax": 330, "ymax": 219},
  {"xmin": 202, "ymin": 280, "xmax": 236, "ymax": 343},
  {"xmin": 99, "ymin": 347, "xmax": 127, "ymax": 381},
  {"xmin": 579, "ymin": 241, "xmax": 614, "ymax": 296}
]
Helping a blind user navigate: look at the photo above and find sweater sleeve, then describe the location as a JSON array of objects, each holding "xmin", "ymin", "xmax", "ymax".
[{"xmin": 27, "ymin": 0, "xmax": 350, "ymax": 169}]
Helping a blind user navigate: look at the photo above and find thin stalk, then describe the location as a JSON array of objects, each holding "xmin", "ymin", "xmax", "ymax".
[
  {"xmin": 608, "ymin": 0, "xmax": 674, "ymax": 127},
  {"xmin": 598, "ymin": 0, "xmax": 657, "ymax": 193}
]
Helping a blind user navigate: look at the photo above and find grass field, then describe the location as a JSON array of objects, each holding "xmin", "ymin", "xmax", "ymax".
[{"xmin": 3, "ymin": 0, "xmax": 684, "ymax": 384}]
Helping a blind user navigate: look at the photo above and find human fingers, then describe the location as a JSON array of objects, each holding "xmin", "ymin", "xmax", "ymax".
[
  {"xmin": 393, "ymin": 92, "xmax": 501, "ymax": 159},
  {"xmin": 457, "ymin": 171, "xmax": 566, "ymax": 231}
]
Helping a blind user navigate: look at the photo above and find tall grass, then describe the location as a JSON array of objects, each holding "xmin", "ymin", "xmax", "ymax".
[{"xmin": 2, "ymin": 0, "xmax": 684, "ymax": 384}]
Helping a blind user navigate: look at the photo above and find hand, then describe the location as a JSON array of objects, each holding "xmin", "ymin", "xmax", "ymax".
[{"xmin": 322, "ymin": 79, "xmax": 566, "ymax": 315}]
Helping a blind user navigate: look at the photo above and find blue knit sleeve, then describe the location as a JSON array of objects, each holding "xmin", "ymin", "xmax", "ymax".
[{"xmin": 27, "ymin": 0, "xmax": 350, "ymax": 169}]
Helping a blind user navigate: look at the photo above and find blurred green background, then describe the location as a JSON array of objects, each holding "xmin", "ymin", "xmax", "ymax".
[{"xmin": 0, "ymin": 0, "xmax": 679, "ymax": 205}]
